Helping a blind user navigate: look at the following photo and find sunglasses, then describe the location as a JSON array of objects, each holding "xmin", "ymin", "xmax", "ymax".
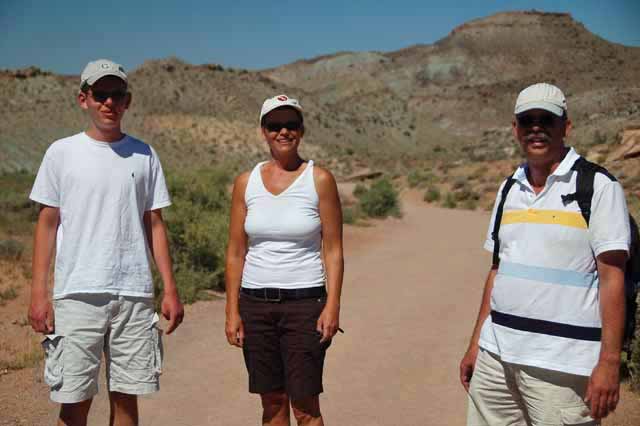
[
  {"xmin": 264, "ymin": 121, "xmax": 302, "ymax": 133},
  {"xmin": 516, "ymin": 113, "xmax": 560, "ymax": 128},
  {"xmin": 90, "ymin": 89, "xmax": 128, "ymax": 103}
]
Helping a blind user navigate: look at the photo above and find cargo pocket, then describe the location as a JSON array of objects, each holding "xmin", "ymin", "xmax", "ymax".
[
  {"xmin": 151, "ymin": 313, "xmax": 164, "ymax": 377},
  {"xmin": 560, "ymin": 405, "xmax": 596, "ymax": 425},
  {"xmin": 41, "ymin": 334, "xmax": 64, "ymax": 390}
]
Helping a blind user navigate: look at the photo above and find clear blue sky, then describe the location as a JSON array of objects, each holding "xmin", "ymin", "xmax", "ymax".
[{"xmin": 1, "ymin": 0, "xmax": 639, "ymax": 75}]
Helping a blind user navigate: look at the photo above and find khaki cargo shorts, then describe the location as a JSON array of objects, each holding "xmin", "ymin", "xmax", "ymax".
[{"xmin": 42, "ymin": 294, "xmax": 163, "ymax": 404}]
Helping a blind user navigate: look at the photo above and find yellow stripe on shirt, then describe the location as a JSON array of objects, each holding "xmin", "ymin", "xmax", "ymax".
[{"xmin": 502, "ymin": 209, "xmax": 587, "ymax": 229}]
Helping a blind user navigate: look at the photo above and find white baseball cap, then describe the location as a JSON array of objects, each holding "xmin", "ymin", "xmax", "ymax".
[
  {"xmin": 514, "ymin": 83, "xmax": 567, "ymax": 117},
  {"xmin": 80, "ymin": 59, "xmax": 127, "ymax": 88},
  {"xmin": 260, "ymin": 94, "xmax": 303, "ymax": 123}
]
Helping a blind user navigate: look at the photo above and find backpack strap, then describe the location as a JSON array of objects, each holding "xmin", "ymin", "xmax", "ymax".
[
  {"xmin": 560, "ymin": 157, "xmax": 616, "ymax": 226},
  {"xmin": 492, "ymin": 176, "xmax": 517, "ymax": 266}
]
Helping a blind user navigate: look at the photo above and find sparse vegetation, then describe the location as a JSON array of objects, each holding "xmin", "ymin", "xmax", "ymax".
[
  {"xmin": 442, "ymin": 192, "xmax": 457, "ymax": 209},
  {"xmin": 156, "ymin": 167, "xmax": 232, "ymax": 304},
  {"xmin": 0, "ymin": 286, "xmax": 18, "ymax": 304},
  {"xmin": 423, "ymin": 187, "xmax": 441, "ymax": 203}
]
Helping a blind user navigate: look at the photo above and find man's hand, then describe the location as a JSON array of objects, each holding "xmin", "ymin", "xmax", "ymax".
[
  {"xmin": 29, "ymin": 293, "xmax": 54, "ymax": 334},
  {"xmin": 585, "ymin": 359, "xmax": 620, "ymax": 420},
  {"xmin": 459, "ymin": 344, "xmax": 479, "ymax": 392},
  {"xmin": 225, "ymin": 312, "xmax": 244, "ymax": 347},
  {"xmin": 161, "ymin": 291, "xmax": 184, "ymax": 335},
  {"xmin": 316, "ymin": 302, "xmax": 339, "ymax": 344}
]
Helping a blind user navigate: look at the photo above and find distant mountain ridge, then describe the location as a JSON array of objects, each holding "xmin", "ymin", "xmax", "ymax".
[{"xmin": 1, "ymin": 10, "xmax": 639, "ymax": 176}]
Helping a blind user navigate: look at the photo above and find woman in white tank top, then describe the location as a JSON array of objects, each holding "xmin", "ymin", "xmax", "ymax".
[{"xmin": 225, "ymin": 95, "xmax": 344, "ymax": 425}]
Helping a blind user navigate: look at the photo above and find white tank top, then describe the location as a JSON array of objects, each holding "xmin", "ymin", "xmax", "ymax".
[{"xmin": 242, "ymin": 160, "xmax": 326, "ymax": 289}]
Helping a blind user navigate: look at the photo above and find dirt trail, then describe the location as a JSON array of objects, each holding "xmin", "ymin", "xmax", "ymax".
[
  {"xmin": 2, "ymin": 192, "xmax": 639, "ymax": 425},
  {"xmin": 97, "ymin": 192, "xmax": 494, "ymax": 425}
]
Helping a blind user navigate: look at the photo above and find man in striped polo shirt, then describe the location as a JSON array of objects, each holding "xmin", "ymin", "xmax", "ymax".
[{"xmin": 460, "ymin": 83, "xmax": 630, "ymax": 425}]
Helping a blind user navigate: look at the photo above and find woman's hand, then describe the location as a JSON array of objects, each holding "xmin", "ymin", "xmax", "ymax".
[
  {"xmin": 316, "ymin": 302, "xmax": 340, "ymax": 343},
  {"xmin": 225, "ymin": 311, "xmax": 245, "ymax": 347}
]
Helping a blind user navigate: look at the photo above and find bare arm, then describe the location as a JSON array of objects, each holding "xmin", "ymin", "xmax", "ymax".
[
  {"xmin": 143, "ymin": 209, "xmax": 184, "ymax": 334},
  {"xmin": 29, "ymin": 205, "xmax": 59, "ymax": 334},
  {"xmin": 459, "ymin": 265, "xmax": 498, "ymax": 391},
  {"xmin": 315, "ymin": 166, "xmax": 344, "ymax": 343},
  {"xmin": 585, "ymin": 250, "xmax": 626, "ymax": 420},
  {"xmin": 224, "ymin": 172, "xmax": 249, "ymax": 347}
]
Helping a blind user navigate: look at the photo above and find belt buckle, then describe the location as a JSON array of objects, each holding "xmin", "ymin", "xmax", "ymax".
[{"xmin": 264, "ymin": 288, "xmax": 282, "ymax": 302}]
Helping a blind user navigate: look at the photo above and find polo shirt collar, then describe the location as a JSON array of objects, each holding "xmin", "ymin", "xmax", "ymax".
[{"xmin": 513, "ymin": 147, "xmax": 580, "ymax": 184}]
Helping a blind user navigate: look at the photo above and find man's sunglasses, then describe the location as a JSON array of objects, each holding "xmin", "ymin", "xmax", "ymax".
[
  {"xmin": 516, "ymin": 113, "xmax": 560, "ymax": 128},
  {"xmin": 90, "ymin": 89, "xmax": 128, "ymax": 103},
  {"xmin": 264, "ymin": 121, "xmax": 302, "ymax": 133}
]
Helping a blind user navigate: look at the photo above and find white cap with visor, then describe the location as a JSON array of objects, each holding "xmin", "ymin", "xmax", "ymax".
[
  {"xmin": 514, "ymin": 83, "xmax": 567, "ymax": 117},
  {"xmin": 260, "ymin": 94, "xmax": 303, "ymax": 123},
  {"xmin": 80, "ymin": 59, "xmax": 127, "ymax": 89}
]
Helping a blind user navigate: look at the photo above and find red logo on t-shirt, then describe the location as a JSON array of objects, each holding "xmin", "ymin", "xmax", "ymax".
[{"xmin": 277, "ymin": 95, "xmax": 288, "ymax": 101}]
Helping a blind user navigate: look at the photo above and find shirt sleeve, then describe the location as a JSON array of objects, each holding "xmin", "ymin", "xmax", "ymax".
[
  {"xmin": 589, "ymin": 178, "xmax": 630, "ymax": 257},
  {"xmin": 146, "ymin": 147, "xmax": 172, "ymax": 211},
  {"xmin": 29, "ymin": 147, "xmax": 60, "ymax": 207},
  {"xmin": 483, "ymin": 179, "xmax": 507, "ymax": 253}
]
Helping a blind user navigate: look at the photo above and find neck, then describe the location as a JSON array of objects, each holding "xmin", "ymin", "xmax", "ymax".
[
  {"xmin": 270, "ymin": 152, "xmax": 304, "ymax": 171},
  {"xmin": 86, "ymin": 125, "xmax": 125, "ymax": 143},
  {"xmin": 526, "ymin": 147, "xmax": 570, "ymax": 188}
]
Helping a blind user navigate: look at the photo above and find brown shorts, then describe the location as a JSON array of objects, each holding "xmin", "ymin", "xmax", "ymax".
[{"xmin": 239, "ymin": 292, "xmax": 331, "ymax": 400}]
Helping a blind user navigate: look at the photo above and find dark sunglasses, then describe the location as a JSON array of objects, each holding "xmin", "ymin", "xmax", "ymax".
[
  {"xmin": 264, "ymin": 121, "xmax": 302, "ymax": 133},
  {"xmin": 90, "ymin": 89, "xmax": 128, "ymax": 103},
  {"xmin": 516, "ymin": 113, "xmax": 560, "ymax": 128}
]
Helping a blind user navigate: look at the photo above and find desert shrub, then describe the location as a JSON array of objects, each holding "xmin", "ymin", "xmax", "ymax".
[
  {"xmin": 356, "ymin": 178, "xmax": 401, "ymax": 218},
  {"xmin": 452, "ymin": 178, "xmax": 467, "ymax": 190},
  {"xmin": 0, "ymin": 239, "xmax": 25, "ymax": 260},
  {"xmin": 442, "ymin": 192, "xmax": 457, "ymax": 209},
  {"xmin": 342, "ymin": 205, "xmax": 362, "ymax": 225},
  {"xmin": 407, "ymin": 169, "xmax": 434, "ymax": 188},
  {"xmin": 462, "ymin": 199, "xmax": 478, "ymax": 210},
  {"xmin": 454, "ymin": 188, "xmax": 481, "ymax": 202},
  {"xmin": 157, "ymin": 167, "xmax": 232, "ymax": 303},
  {"xmin": 0, "ymin": 286, "xmax": 18, "ymax": 304},
  {"xmin": 423, "ymin": 187, "xmax": 441, "ymax": 203},
  {"xmin": 353, "ymin": 183, "xmax": 368, "ymax": 198},
  {"xmin": 0, "ymin": 171, "xmax": 39, "ymax": 234}
]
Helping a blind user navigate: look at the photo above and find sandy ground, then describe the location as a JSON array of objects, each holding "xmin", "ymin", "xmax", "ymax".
[{"xmin": 1, "ymin": 191, "xmax": 639, "ymax": 425}]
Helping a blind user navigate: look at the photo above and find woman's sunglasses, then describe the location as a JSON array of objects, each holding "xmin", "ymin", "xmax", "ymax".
[{"xmin": 264, "ymin": 121, "xmax": 302, "ymax": 133}]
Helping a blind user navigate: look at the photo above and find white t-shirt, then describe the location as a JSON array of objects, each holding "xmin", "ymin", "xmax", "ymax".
[
  {"xmin": 30, "ymin": 132, "xmax": 171, "ymax": 299},
  {"xmin": 480, "ymin": 148, "xmax": 630, "ymax": 376}
]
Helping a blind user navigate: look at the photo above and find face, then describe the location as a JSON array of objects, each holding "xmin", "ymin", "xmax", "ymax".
[
  {"xmin": 78, "ymin": 76, "xmax": 131, "ymax": 132},
  {"xmin": 512, "ymin": 108, "xmax": 571, "ymax": 165},
  {"xmin": 261, "ymin": 107, "xmax": 304, "ymax": 156}
]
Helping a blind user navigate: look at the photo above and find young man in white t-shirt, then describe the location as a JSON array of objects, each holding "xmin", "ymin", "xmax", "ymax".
[{"xmin": 28, "ymin": 59, "xmax": 184, "ymax": 426}]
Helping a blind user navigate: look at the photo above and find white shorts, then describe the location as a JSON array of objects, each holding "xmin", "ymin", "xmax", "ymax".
[
  {"xmin": 42, "ymin": 294, "xmax": 163, "ymax": 404},
  {"xmin": 467, "ymin": 349, "xmax": 597, "ymax": 426}
]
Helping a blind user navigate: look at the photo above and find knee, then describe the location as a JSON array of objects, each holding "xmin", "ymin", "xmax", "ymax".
[
  {"xmin": 291, "ymin": 396, "xmax": 321, "ymax": 422},
  {"xmin": 261, "ymin": 391, "xmax": 289, "ymax": 420},
  {"xmin": 109, "ymin": 391, "xmax": 138, "ymax": 412},
  {"xmin": 59, "ymin": 399, "xmax": 93, "ymax": 425}
]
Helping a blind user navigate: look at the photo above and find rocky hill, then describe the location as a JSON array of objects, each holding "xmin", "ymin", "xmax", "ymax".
[{"xmin": 2, "ymin": 10, "xmax": 639, "ymax": 185}]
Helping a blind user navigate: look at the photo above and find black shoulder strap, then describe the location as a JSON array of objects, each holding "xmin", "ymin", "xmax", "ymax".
[
  {"xmin": 561, "ymin": 157, "xmax": 616, "ymax": 226},
  {"xmin": 492, "ymin": 177, "xmax": 517, "ymax": 266}
]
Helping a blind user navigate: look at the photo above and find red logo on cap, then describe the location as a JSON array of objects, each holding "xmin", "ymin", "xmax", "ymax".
[{"xmin": 277, "ymin": 95, "xmax": 288, "ymax": 101}]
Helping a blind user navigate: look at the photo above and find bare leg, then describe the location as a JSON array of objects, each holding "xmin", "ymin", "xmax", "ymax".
[
  {"xmin": 291, "ymin": 395, "xmax": 323, "ymax": 426},
  {"xmin": 261, "ymin": 390, "xmax": 291, "ymax": 426},
  {"xmin": 58, "ymin": 399, "xmax": 93, "ymax": 426},
  {"xmin": 109, "ymin": 392, "xmax": 138, "ymax": 426}
]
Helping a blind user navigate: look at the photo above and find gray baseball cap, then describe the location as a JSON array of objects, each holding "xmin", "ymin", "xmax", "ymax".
[{"xmin": 80, "ymin": 59, "xmax": 127, "ymax": 89}]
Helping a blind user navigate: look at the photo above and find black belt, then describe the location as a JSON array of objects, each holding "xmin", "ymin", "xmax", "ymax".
[{"xmin": 241, "ymin": 286, "xmax": 326, "ymax": 302}]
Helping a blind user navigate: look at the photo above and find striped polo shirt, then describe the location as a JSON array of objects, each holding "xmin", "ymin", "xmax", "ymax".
[{"xmin": 479, "ymin": 148, "xmax": 630, "ymax": 376}]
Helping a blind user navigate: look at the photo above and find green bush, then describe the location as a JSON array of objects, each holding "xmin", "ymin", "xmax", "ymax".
[
  {"xmin": 442, "ymin": 192, "xmax": 457, "ymax": 209},
  {"xmin": 342, "ymin": 205, "xmax": 362, "ymax": 225},
  {"xmin": 407, "ymin": 169, "xmax": 434, "ymax": 188},
  {"xmin": 356, "ymin": 178, "xmax": 401, "ymax": 218},
  {"xmin": 156, "ymin": 167, "xmax": 232, "ymax": 302},
  {"xmin": 0, "ymin": 239, "xmax": 24, "ymax": 260},
  {"xmin": 0, "ymin": 171, "xmax": 39, "ymax": 235},
  {"xmin": 423, "ymin": 187, "xmax": 441, "ymax": 203}
]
